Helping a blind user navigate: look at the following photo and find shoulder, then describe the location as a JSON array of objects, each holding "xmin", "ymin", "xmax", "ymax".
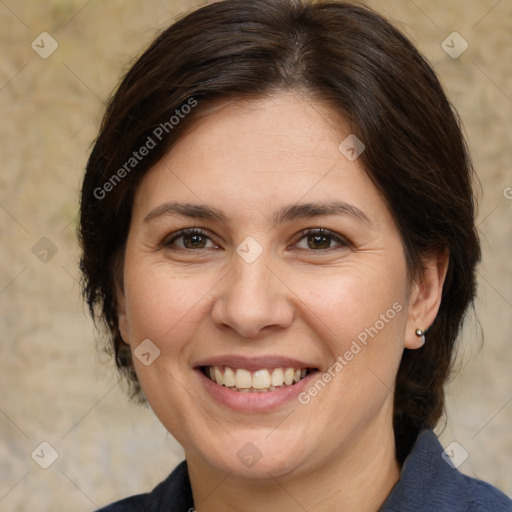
[
  {"xmin": 460, "ymin": 472, "xmax": 512, "ymax": 512},
  {"xmin": 95, "ymin": 460, "xmax": 194, "ymax": 512},
  {"xmin": 380, "ymin": 430, "xmax": 512, "ymax": 512}
]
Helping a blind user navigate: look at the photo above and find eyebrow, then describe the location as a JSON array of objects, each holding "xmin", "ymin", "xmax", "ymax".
[{"xmin": 144, "ymin": 200, "xmax": 371, "ymax": 226}]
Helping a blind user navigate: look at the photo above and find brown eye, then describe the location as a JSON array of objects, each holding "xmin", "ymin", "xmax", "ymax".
[
  {"xmin": 180, "ymin": 232, "xmax": 208, "ymax": 249},
  {"xmin": 164, "ymin": 228, "xmax": 217, "ymax": 250},
  {"xmin": 308, "ymin": 233, "xmax": 331, "ymax": 250},
  {"xmin": 295, "ymin": 229, "xmax": 349, "ymax": 251}
]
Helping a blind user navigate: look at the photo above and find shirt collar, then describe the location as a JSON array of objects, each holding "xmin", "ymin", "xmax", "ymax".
[{"xmin": 378, "ymin": 429, "xmax": 470, "ymax": 511}]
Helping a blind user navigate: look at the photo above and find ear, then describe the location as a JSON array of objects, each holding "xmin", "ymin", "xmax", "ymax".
[
  {"xmin": 404, "ymin": 248, "xmax": 449, "ymax": 349},
  {"xmin": 116, "ymin": 284, "xmax": 131, "ymax": 346},
  {"xmin": 112, "ymin": 251, "xmax": 131, "ymax": 345}
]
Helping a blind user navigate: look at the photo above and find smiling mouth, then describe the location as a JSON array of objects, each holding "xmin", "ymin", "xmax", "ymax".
[{"xmin": 201, "ymin": 365, "xmax": 317, "ymax": 393}]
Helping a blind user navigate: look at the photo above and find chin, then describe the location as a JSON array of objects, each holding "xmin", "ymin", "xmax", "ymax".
[{"xmin": 191, "ymin": 431, "xmax": 312, "ymax": 481}]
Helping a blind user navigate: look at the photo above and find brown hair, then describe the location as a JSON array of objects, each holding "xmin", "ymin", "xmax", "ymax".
[{"xmin": 78, "ymin": 0, "xmax": 480, "ymax": 461}]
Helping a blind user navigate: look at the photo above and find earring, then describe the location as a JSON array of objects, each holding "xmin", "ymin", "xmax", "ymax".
[{"xmin": 415, "ymin": 328, "xmax": 425, "ymax": 346}]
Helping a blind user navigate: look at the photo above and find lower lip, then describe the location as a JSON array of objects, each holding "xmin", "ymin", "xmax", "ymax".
[{"xmin": 195, "ymin": 368, "xmax": 318, "ymax": 412}]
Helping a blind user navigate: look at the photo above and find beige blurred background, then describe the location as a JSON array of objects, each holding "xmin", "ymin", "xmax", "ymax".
[{"xmin": 0, "ymin": 0, "xmax": 511, "ymax": 510}]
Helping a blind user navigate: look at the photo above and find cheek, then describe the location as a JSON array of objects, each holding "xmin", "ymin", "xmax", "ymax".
[
  {"xmin": 287, "ymin": 265, "xmax": 407, "ymax": 453},
  {"xmin": 298, "ymin": 262, "xmax": 407, "ymax": 338},
  {"xmin": 295, "ymin": 262, "xmax": 408, "ymax": 398},
  {"xmin": 122, "ymin": 259, "xmax": 215, "ymax": 345}
]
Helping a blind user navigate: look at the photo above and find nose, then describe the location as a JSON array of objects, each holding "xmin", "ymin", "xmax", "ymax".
[{"xmin": 210, "ymin": 252, "xmax": 294, "ymax": 338}]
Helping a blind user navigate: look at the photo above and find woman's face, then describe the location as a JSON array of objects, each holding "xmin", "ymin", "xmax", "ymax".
[{"xmin": 118, "ymin": 92, "xmax": 427, "ymax": 480}]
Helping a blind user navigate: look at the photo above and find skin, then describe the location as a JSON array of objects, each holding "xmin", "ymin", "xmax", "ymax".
[{"xmin": 117, "ymin": 91, "xmax": 448, "ymax": 512}]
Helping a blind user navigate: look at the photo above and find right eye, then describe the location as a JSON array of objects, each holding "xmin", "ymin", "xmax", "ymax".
[{"xmin": 163, "ymin": 228, "xmax": 219, "ymax": 250}]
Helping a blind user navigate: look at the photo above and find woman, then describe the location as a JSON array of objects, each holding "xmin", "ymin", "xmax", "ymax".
[{"xmin": 78, "ymin": 0, "xmax": 512, "ymax": 510}]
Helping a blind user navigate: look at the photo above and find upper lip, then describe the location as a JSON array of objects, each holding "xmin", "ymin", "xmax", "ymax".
[{"xmin": 193, "ymin": 355, "xmax": 318, "ymax": 371}]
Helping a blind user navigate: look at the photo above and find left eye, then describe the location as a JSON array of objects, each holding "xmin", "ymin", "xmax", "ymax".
[
  {"xmin": 164, "ymin": 228, "xmax": 217, "ymax": 250},
  {"xmin": 294, "ymin": 228, "xmax": 349, "ymax": 251}
]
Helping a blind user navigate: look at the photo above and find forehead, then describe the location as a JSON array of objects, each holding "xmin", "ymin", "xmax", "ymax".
[{"xmin": 132, "ymin": 92, "xmax": 387, "ymax": 225}]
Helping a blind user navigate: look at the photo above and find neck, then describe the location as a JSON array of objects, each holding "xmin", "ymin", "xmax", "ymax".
[{"xmin": 187, "ymin": 420, "xmax": 400, "ymax": 512}]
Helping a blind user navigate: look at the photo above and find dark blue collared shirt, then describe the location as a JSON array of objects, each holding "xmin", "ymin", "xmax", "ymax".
[{"xmin": 97, "ymin": 429, "xmax": 512, "ymax": 511}]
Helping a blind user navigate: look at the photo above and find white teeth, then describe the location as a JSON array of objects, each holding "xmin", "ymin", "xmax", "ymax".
[
  {"xmin": 284, "ymin": 368, "xmax": 295, "ymax": 386},
  {"xmin": 235, "ymin": 368, "xmax": 252, "ymax": 389},
  {"xmin": 271, "ymin": 367, "xmax": 284, "ymax": 387},
  {"xmin": 223, "ymin": 366, "xmax": 236, "ymax": 387},
  {"xmin": 252, "ymin": 369, "xmax": 271, "ymax": 389},
  {"xmin": 205, "ymin": 365, "xmax": 310, "ymax": 392},
  {"xmin": 214, "ymin": 367, "xmax": 223, "ymax": 385}
]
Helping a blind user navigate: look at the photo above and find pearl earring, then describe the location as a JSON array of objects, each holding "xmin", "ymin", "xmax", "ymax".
[{"xmin": 415, "ymin": 328, "xmax": 425, "ymax": 346}]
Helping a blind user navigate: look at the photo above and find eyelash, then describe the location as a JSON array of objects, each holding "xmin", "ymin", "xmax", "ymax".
[{"xmin": 163, "ymin": 227, "xmax": 350, "ymax": 252}]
